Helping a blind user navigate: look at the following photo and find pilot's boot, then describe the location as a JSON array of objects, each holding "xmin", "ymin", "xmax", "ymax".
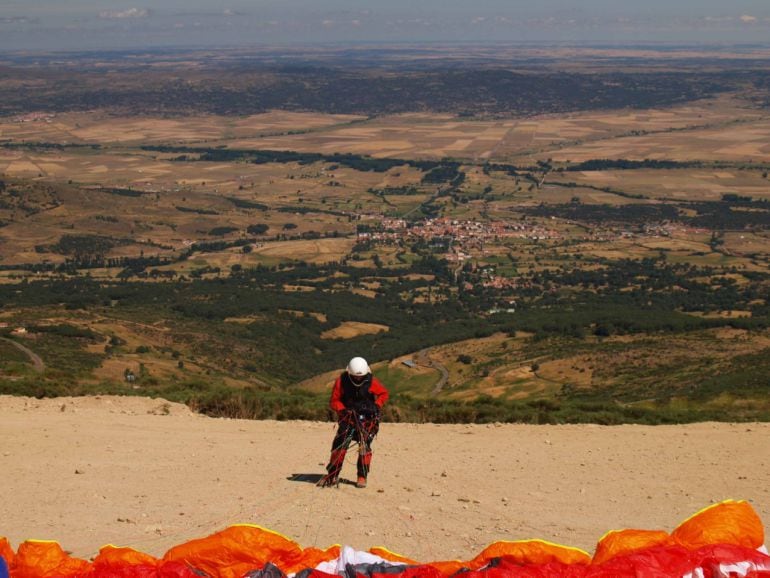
[
  {"xmin": 356, "ymin": 449, "xmax": 372, "ymax": 488},
  {"xmin": 317, "ymin": 448, "xmax": 347, "ymax": 487}
]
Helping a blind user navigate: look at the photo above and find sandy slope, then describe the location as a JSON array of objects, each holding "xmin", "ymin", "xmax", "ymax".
[{"xmin": 0, "ymin": 395, "xmax": 768, "ymax": 564}]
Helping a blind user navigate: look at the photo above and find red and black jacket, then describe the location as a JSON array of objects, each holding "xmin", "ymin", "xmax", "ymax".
[{"xmin": 329, "ymin": 372, "xmax": 389, "ymax": 415}]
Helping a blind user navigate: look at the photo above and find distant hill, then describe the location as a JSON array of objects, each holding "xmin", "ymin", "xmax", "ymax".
[{"xmin": 0, "ymin": 49, "xmax": 760, "ymax": 117}]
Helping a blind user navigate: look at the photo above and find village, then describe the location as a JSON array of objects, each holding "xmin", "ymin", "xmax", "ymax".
[{"xmin": 357, "ymin": 216, "xmax": 560, "ymax": 250}]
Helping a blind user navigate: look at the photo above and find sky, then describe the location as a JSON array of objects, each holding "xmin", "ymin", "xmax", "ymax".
[{"xmin": 1, "ymin": 0, "xmax": 769, "ymax": 52}]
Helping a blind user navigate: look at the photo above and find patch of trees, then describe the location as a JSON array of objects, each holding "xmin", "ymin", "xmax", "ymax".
[
  {"xmin": 27, "ymin": 323, "xmax": 98, "ymax": 340},
  {"xmin": 525, "ymin": 195, "xmax": 770, "ymax": 230},
  {"xmin": 247, "ymin": 224, "xmax": 269, "ymax": 235},
  {"xmin": 208, "ymin": 226, "xmax": 239, "ymax": 236},
  {"xmin": 565, "ymin": 159, "xmax": 702, "ymax": 171},
  {"xmin": 422, "ymin": 165, "xmax": 465, "ymax": 187},
  {"xmin": 683, "ymin": 199, "xmax": 770, "ymax": 230},
  {"xmin": 721, "ymin": 193, "xmax": 754, "ymax": 203},
  {"xmin": 367, "ymin": 186, "xmax": 423, "ymax": 196},
  {"xmin": 521, "ymin": 257, "xmax": 768, "ymax": 317},
  {"xmin": 98, "ymin": 187, "xmax": 145, "ymax": 198},
  {"xmin": 226, "ymin": 197, "xmax": 268, "ymax": 211},
  {"xmin": 187, "ymin": 238, "xmax": 255, "ymax": 253},
  {"xmin": 1, "ymin": 254, "xmax": 174, "ymax": 275},
  {"xmin": 143, "ymin": 145, "xmax": 446, "ymax": 174},
  {"xmin": 483, "ymin": 163, "xmax": 523, "ymax": 176},
  {"xmin": 0, "ymin": 141, "xmax": 101, "ymax": 151},
  {"xmin": 418, "ymin": 200, "xmax": 442, "ymax": 219},
  {"xmin": 524, "ymin": 202, "xmax": 678, "ymax": 224},
  {"xmin": 51, "ymin": 234, "xmax": 130, "ymax": 261},
  {"xmin": 276, "ymin": 206, "xmax": 347, "ymax": 217},
  {"xmin": 175, "ymin": 206, "xmax": 219, "ymax": 215}
]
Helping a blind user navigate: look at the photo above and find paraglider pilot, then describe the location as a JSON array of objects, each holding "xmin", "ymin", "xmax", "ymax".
[{"xmin": 318, "ymin": 357, "xmax": 389, "ymax": 489}]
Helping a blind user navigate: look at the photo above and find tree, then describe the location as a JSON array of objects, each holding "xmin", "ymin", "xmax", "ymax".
[{"xmin": 247, "ymin": 224, "xmax": 269, "ymax": 235}]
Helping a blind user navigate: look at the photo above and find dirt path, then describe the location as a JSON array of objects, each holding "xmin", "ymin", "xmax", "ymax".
[{"xmin": 1, "ymin": 337, "xmax": 45, "ymax": 373}]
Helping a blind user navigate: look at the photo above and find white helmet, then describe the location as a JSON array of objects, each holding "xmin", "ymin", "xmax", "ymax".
[{"xmin": 347, "ymin": 356, "xmax": 370, "ymax": 378}]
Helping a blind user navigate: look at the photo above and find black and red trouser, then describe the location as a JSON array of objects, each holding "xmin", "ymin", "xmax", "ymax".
[{"xmin": 325, "ymin": 411, "xmax": 380, "ymax": 480}]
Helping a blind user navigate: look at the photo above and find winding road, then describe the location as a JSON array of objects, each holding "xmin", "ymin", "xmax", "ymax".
[
  {"xmin": 416, "ymin": 347, "xmax": 449, "ymax": 394},
  {"xmin": 1, "ymin": 337, "xmax": 45, "ymax": 373}
]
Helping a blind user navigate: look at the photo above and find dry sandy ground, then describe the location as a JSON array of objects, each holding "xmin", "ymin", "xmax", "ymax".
[{"xmin": 1, "ymin": 395, "xmax": 768, "ymax": 564}]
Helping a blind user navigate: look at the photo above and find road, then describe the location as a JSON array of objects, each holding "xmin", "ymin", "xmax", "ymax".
[
  {"xmin": 415, "ymin": 347, "xmax": 449, "ymax": 394},
  {"xmin": 1, "ymin": 337, "xmax": 45, "ymax": 373}
]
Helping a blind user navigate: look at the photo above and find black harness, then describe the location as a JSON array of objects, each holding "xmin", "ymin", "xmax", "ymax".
[{"xmin": 339, "ymin": 372, "xmax": 378, "ymax": 415}]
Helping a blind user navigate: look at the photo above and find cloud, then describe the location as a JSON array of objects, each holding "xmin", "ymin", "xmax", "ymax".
[
  {"xmin": 98, "ymin": 8, "xmax": 150, "ymax": 20},
  {"xmin": 170, "ymin": 9, "xmax": 245, "ymax": 19},
  {"xmin": 0, "ymin": 16, "xmax": 32, "ymax": 24},
  {"xmin": 740, "ymin": 14, "xmax": 757, "ymax": 23}
]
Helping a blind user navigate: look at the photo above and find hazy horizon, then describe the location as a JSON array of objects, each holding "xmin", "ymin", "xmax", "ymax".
[{"xmin": 2, "ymin": 0, "xmax": 770, "ymax": 53}]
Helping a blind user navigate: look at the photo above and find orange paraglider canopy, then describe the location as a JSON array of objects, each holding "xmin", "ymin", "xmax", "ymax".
[
  {"xmin": 10, "ymin": 540, "xmax": 90, "ymax": 578},
  {"xmin": 1, "ymin": 500, "xmax": 767, "ymax": 578},
  {"xmin": 593, "ymin": 529, "xmax": 673, "ymax": 564},
  {"xmin": 672, "ymin": 499, "xmax": 765, "ymax": 550},
  {"xmin": 468, "ymin": 539, "xmax": 591, "ymax": 568},
  {"xmin": 163, "ymin": 524, "xmax": 340, "ymax": 578}
]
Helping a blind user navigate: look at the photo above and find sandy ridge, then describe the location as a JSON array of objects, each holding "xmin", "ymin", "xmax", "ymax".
[{"xmin": 0, "ymin": 395, "xmax": 768, "ymax": 563}]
